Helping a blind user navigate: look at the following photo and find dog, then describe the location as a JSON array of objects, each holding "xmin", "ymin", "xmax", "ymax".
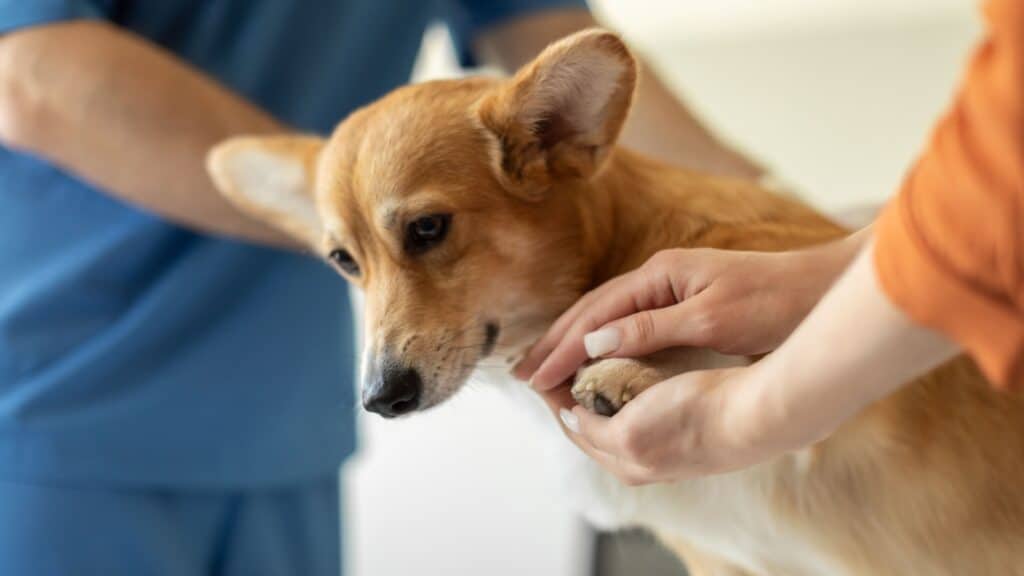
[{"xmin": 207, "ymin": 29, "xmax": 1024, "ymax": 576}]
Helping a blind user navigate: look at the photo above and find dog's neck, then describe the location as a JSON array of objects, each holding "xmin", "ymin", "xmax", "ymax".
[{"xmin": 571, "ymin": 149, "xmax": 716, "ymax": 287}]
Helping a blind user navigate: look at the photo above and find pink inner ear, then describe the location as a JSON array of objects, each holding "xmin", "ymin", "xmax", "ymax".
[
  {"xmin": 476, "ymin": 30, "xmax": 637, "ymax": 197},
  {"xmin": 523, "ymin": 49, "xmax": 630, "ymax": 142}
]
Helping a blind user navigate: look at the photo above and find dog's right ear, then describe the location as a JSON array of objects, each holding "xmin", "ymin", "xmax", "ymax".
[
  {"xmin": 477, "ymin": 29, "xmax": 637, "ymax": 201},
  {"xmin": 206, "ymin": 135, "xmax": 325, "ymax": 247}
]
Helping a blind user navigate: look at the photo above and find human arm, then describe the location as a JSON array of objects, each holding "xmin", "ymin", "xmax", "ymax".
[
  {"xmin": 537, "ymin": 0, "xmax": 1020, "ymax": 483},
  {"xmin": 556, "ymin": 244, "xmax": 959, "ymax": 485},
  {"xmin": 517, "ymin": 226, "xmax": 872, "ymax": 389},
  {"xmin": 0, "ymin": 21, "xmax": 297, "ymax": 248}
]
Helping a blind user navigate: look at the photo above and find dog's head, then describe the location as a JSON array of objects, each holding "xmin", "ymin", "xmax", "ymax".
[{"xmin": 208, "ymin": 30, "xmax": 636, "ymax": 417}]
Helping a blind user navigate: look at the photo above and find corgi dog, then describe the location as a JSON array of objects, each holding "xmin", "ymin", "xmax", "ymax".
[{"xmin": 207, "ymin": 29, "xmax": 1024, "ymax": 576}]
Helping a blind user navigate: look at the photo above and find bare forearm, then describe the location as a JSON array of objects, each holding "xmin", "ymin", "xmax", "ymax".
[
  {"xmin": 0, "ymin": 21, "xmax": 298, "ymax": 248},
  {"xmin": 741, "ymin": 244, "xmax": 959, "ymax": 451},
  {"xmin": 475, "ymin": 9, "xmax": 762, "ymax": 179},
  {"xmin": 794, "ymin": 224, "xmax": 872, "ymax": 277}
]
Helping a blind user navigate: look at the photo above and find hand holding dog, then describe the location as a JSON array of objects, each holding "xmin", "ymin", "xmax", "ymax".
[
  {"xmin": 516, "ymin": 229, "xmax": 869, "ymax": 392},
  {"xmin": 545, "ymin": 366, "xmax": 768, "ymax": 484},
  {"xmin": 529, "ymin": 243, "xmax": 959, "ymax": 485}
]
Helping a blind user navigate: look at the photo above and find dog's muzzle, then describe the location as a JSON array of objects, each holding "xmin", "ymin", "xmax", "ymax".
[{"xmin": 362, "ymin": 357, "xmax": 422, "ymax": 418}]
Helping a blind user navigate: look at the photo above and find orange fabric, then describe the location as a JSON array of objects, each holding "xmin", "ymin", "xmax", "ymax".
[{"xmin": 874, "ymin": 0, "xmax": 1024, "ymax": 389}]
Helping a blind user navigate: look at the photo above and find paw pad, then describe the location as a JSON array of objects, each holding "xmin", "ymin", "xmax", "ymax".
[{"xmin": 592, "ymin": 394, "xmax": 618, "ymax": 417}]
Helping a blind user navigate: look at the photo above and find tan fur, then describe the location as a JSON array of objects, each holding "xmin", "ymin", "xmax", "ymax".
[{"xmin": 207, "ymin": 29, "xmax": 1024, "ymax": 575}]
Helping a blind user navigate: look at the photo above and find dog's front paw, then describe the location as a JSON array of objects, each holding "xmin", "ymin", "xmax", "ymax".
[{"xmin": 572, "ymin": 358, "xmax": 665, "ymax": 417}]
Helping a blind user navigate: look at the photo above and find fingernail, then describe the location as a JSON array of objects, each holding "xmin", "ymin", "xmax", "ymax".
[
  {"xmin": 560, "ymin": 408, "xmax": 580, "ymax": 434},
  {"xmin": 584, "ymin": 327, "xmax": 621, "ymax": 358}
]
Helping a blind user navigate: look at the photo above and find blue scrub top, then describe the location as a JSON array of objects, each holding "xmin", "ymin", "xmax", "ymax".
[{"xmin": 0, "ymin": 0, "xmax": 585, "ymax": 487}]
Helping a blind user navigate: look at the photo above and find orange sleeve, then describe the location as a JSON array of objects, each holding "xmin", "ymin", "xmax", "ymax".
[{"xmin": 874, "ymin": 0, "xmax": 1024, "ymax": 389}]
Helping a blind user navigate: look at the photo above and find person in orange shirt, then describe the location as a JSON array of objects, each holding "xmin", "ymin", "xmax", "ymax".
[{"xmin": 515, "ymin": 0, "xmax": 1022, "ymax": 484}]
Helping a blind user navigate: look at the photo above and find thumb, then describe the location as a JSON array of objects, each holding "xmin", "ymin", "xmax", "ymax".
[{"xmin": 585, "ymin": 295, "xmax": 714, "ymax": 359}]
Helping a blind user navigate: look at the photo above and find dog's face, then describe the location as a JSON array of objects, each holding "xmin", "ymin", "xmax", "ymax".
[{"xmin": 208, "ymin": 30, "xmax": 636, "ymax": 417}]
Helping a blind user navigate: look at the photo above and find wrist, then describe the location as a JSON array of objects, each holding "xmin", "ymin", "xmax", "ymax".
[
  {"xmin": 732, "ymin": 351, "xmax": 848, "ymax": 458},
  {"xmin": 715, "ymin": 362, "xmax": 794, "ymax": 459},
  {"xmin": 787, "ymin": 228, "xmax": 870, "ymax": 301}
]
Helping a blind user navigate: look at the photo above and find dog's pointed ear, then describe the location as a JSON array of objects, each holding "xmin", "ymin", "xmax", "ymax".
[
  {"xmin": 207, "ymin": 135, "xmax": 325, "ymax": 247},
  {"xmin": 477, "ymin": 29, "xmax": 637, "ymax": 200}
]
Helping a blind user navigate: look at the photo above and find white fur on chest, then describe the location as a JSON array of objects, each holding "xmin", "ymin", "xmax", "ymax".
[
  {"xmin": 577, "ymin": 458, "xmax": 848, "ymax": 576},
  {"xmin": 475, "ymin": 366, "xmax": 849, "ymax": 576}
]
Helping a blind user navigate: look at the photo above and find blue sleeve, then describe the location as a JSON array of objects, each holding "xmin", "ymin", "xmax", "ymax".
[
  {"xmin": 0, "ymin": 0, "xmax": 110, "ymax": 35},
  {"xmin": 442, "ymin": 0, "xmax": 589, "ymax": 68}
]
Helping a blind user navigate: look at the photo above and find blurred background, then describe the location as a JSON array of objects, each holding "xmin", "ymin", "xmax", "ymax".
[{"xmin": 344, "ymin": 1, "xmax": 981, "ymax": 574}]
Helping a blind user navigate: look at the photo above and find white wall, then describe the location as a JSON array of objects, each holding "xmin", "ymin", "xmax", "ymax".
[{"xmin": 344, "ymin": 3, "xmax": 982, "ymax": 575}]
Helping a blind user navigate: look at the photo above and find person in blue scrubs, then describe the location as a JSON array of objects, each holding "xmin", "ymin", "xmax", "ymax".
[{"xmin": 0, "ymin": 1, "xmax": 764, "ymax": 575}]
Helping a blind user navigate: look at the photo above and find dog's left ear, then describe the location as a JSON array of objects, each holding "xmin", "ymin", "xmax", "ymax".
[{"xmin": 477, "ymin": 29, "xmax": 637, "ymax": 200}]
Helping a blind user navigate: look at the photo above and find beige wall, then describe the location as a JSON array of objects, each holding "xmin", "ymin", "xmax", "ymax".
[{"xmin": 592, "ymin": 0, "xmax": 981, "ymax": 210}]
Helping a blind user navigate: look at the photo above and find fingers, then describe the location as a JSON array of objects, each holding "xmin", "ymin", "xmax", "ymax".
[
  {"xmin": 532, "ymin": 375, "xmax": 661, "ymax": 485},
  {"xmin": 523, "ymin": 269, "xmax": 679, "ymax": 390},
  {"xmin": 562, "ymin": 407, "xmax": 658, "ymax": 485},
  {"xmin": 571, "ymin": 405, "xmax": 631, "ymax": 455},
  {"xmin": 513, "ymin": 271, "xmax": 636, "ymax": 380},
  {"xmin": 577, "ymin": 443, "xmax": 657, "ymax": 486},
  {"xmin": 527, "ymin": 290, "xmax": 715, "ymax": 391},
  {"xmin": 595, "ymin": 292, "xmax": 718, "ymax": 359},
  {"xmin": 537, "ymin": 385, "xmax": 576, "ymax": 417}
]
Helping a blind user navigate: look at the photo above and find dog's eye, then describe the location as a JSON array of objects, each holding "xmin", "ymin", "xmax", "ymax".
[
  {"xmin": 328, "ymin": 249, "xmax": 360, "ymax": 276},
  {"xmin": 405, "ymin": 214, "xmax": 451, "ymax": 255}
]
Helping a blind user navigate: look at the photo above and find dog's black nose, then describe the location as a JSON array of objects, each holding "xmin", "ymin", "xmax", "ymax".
[{"xmin": 364, "ymin": 365, "xmax": 422, "ymax": 418}]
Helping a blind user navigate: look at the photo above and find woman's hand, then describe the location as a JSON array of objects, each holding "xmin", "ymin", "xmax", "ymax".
[
  {"xmin": 552, "ymin": 367, "xmax": 765, "ymax": 484},
  {"xmin": 545, "ymin": 246, "xmax": 960, "ymax": 485},
  {"xmin": 516, "ymin": 229, "xmax": 870, "ymax": 391}
]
